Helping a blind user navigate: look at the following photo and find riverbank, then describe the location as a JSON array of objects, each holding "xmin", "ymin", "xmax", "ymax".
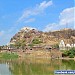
[
  {"xmin": 58, "ymin": 57, "xmax": 75, "ymax": 60},
  {"xmin": 0, "ymin": 52, "xmax": 18, "ymax": 59},
  {"xmin": 0, "ymin": 52, "xmax": 75, "ymax": 60},
  {"xmin": 0, "ymin": 49, "xmax": 75, "ymax": 60}
]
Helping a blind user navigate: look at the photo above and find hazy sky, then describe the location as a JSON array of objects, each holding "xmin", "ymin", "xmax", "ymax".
[{"xmin": 0, "ymin": 0, "xmax": 74, "ymax": 45}]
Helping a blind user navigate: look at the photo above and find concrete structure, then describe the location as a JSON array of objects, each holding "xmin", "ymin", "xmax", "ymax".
[
  {"xmin": 59, "ymin": 40, "xmax": 75, "ymax": 50},
  {"xmin": 59, "ymin": 40, "xmax": 65, "ymax": 50}
]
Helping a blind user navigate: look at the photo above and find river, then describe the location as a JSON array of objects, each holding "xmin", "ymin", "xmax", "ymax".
[{"xmin": 0, "ymin": 58, "xmax": 75, "ymax": 75}]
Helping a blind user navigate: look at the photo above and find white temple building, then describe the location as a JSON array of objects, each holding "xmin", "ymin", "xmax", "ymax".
[
  {"xmin": 59, "ymin": 40, "xmax": 75, "ymax": 50},
  {"xmin": 59, "ymin": 40, "xmax": 65, "ymax": 50}
]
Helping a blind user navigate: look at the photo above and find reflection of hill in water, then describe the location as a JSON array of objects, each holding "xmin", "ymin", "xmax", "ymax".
[
  {"xmin": 0, "ymin": 58, "xmax": 75, "ymax": 75},
  {"xmin": 9, "ymin": 59, "xmax": 61, "ymax": 75},
  {"xmin": 62, "ymin": 60, "xmax": 75, "ymax": 70}
]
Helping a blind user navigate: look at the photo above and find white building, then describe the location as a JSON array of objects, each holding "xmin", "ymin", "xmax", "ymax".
[
  {"xmin": 66, "ymin": 44, "xmax": 71, "ymax": 48},
  {"xmin": 59, "ymin": 40, "xmax": 65, "ymax": 50},
  {"xmin": 59, "ymin": 40, "xmax": 75, "ymax": 50}
]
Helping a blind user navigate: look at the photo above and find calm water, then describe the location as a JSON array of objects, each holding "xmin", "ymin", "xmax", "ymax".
[{"xmin": 0, "ymin": 58, "xmax": 75, "ymax": 75}]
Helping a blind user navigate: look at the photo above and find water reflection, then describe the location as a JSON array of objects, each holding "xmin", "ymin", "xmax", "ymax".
[
  {"xmin": 0, "ymin": 63, "xmax": 11, "ymax": 75},
  {"xmin": 0, "ymin": 58, "xmax": 75, "ymax": 75}
]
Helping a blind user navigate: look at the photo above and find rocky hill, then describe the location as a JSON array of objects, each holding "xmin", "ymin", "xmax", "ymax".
[{"xmin": 10, "ymin": 27, "xmax": 75, "ymax": 49}]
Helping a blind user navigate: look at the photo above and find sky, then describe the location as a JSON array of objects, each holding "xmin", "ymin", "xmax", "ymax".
[{"xmin": 0, "ymin": 0, "xmax": 74, "ymax": 45}]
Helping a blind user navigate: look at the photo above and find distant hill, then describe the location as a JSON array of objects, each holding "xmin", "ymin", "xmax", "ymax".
[{"xmin": 9, "ymin": 27, "xmax": 75, "ymax": 48}]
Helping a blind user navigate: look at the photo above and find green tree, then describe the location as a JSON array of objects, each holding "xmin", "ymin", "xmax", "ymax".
[
  {"xmin": 62, "ymin": 47, "xmax": 75, "ymax": 57},
  {"xmin": 69, "ymin": 47, "xmax": 75, "ymax": 55},
  {"xmin": 69, "ymin": 54, "xmax": 74, "ymax": 58}
]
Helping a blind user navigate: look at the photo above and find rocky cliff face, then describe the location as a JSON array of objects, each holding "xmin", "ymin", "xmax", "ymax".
[
  {"xmin": 10, "ymin": 27, "xmax": 75, "ymax": 47},
  {"xmin": 45, "ymin": 29, "xmax": 75, "ymax": 44}
]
